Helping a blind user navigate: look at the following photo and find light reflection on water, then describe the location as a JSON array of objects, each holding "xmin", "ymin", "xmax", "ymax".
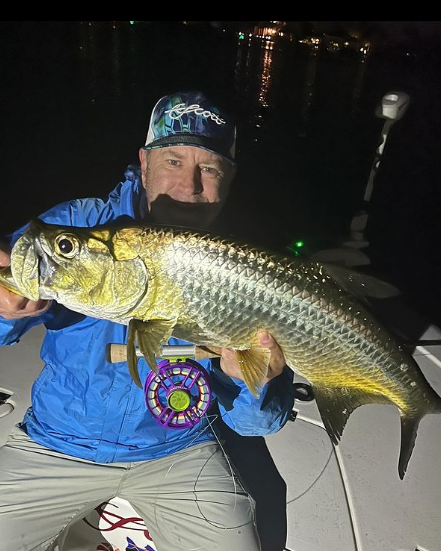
[{"xmin": 0, "ymin": 22, "xmax": 440, "ymax": 325}]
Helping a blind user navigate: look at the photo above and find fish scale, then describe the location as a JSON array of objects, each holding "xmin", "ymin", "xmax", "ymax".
[{"xmin": 1, "ymin": 219, "xmax": 440, "ymax": 478}]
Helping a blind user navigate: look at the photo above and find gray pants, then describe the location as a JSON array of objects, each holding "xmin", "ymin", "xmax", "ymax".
[{"xmin": 0, "ymin": 426, "xmax": 260, "ymax": 551}]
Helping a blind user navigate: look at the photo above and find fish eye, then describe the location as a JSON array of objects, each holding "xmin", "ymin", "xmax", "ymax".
[{"xmin": 55, "ymin": 234, "xmax": 80, "ymax": 258}]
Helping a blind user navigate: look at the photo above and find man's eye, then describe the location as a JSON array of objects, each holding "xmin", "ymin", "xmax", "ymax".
[
  {"xmin": 201, "ymin": 166, "xmax": 219, "ymax": 176},
  {"xmin": 167, "ymin": 159, "xmax": 180, "ymax": 166}
]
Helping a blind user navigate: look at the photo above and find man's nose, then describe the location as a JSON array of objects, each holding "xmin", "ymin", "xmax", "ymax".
[{"xmin": 178, "ymin": 166, "xmax": 203, "ymax": 195}]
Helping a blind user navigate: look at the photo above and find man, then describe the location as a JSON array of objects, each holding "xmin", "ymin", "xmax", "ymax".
[{"xmin": 0, "ymin": 92, "xmax": 294, "ymax": 551}]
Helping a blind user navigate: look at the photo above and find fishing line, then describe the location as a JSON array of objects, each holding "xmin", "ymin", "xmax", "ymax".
[
  {"xmin": 151, "ymin": 408, "xmax": 250, "ymax": 533},
  {"xmin": 169, "ymin": 404, "xmax": 255, "ymax": 530},
  {"xmin": 142, "ymin": 357, "xmax": 262, "ymax": 532},
  {"xmin": 190, "ymin": 411, "xmax": 255, "ymax": 530},
  {"xmin": 286, "ymin": 448, "xmax": 333, "ymax": 504}
]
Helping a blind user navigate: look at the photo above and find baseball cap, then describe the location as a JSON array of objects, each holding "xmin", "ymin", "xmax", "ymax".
[{"xmin": 143, "ymin": 91, "xmax": 236, "ymax": 163}]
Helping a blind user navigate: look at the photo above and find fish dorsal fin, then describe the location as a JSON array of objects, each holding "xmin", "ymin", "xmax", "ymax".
[
  {"xmin": 313, "ymin": 385, "xmax": 393, "ymax": 444},
  {"xmin": 323, "ymin": 264, "xmax": 400, "ymax": 301},
  {"xmin": 127, "ymin": 318, "xmax": 177, "ymax": 388},
  {"xmin": 235, "ymin": 347, "xmax": 271, "ymax": 397}
]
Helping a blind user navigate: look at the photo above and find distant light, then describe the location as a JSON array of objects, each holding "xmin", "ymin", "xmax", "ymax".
[
  {"xmin": 129, "ymin": 21, "xmax": 135, "ymax": 25},
  {"xmin": 287, "ymin": 240, "xmax": 306, "ymax": 256},
  {"xmin": 239, "ymin": 32, "xmax": 245, "ymax": 40}
]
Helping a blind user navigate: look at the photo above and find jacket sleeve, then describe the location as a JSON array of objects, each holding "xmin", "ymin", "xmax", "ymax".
[
  {"xmin": 209, "ymin": 360, "xmax": 295, "ymax": 436},
  {"xmin": 0, "ymin": 313, "xmax": 52, "ymax": 346}
]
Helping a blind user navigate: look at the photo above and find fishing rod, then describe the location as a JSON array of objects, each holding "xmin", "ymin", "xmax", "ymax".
[
  {"xmin": 106, "ymin": 343, "xmax": 221, "ymax": 363},
  {"xmin": 105, "ymin": 338, "xmax": 440, "ymax": 415},
  {"xmin": 363, "ymin": 91, "xmax": 410, "ymax": 203},
  {"xmin": 107, "ymin": 338, "xmax": 441, "ymax": 365},
  {"xmin": 347, "ymin": 91, "xmax": 411, "ymax": 255},
  {"xmin": 310, "ymin": 90, "xmax": 410, "ymax": 268}
]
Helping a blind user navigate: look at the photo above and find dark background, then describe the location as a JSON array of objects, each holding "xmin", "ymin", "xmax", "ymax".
[{"xmin": 1, "ymin": 21, "xmax": 440, "ymax": 328}]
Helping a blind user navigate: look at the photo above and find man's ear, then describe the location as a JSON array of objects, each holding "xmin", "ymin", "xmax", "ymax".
[
  {"xmin": 139, "ymin": 148, "xmax": 148, "ymax": 169},
  {"xmin": 139, "ymin": 148, "xmax": 149, "ymax": 190}
]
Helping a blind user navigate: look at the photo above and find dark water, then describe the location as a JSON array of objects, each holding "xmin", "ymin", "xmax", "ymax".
[{"xmin": 1, "ymin": 21, "xmax": 440, "ymax": 327}]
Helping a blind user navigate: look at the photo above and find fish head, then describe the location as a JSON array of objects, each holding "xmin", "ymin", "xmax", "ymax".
[{"xmin": 10, "ymin": 220, "xmax": 150, "ymax": 321}]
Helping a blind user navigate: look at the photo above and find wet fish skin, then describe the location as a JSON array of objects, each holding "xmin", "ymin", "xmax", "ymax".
[{"xmin": 2, "ymin": 219, "xmax": 440, "ymax": 479}]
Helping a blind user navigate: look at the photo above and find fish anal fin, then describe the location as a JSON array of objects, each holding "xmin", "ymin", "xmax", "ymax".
[
  {"xmin": 313, "ymin": 386, "xmax": 392, "ymax": 445},
  {"xmin": 235, "ymin": 347, "xmax": 271, "ymax": 398}
]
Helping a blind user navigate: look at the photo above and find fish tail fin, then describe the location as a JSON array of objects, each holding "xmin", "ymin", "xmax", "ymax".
[
  {"xmin": 399, "ymin": 414, "xmax": 421, "ymax": 480},
  {"xmin": 399, "ymin": 391, "xmax": 441, "ymax": 479}
]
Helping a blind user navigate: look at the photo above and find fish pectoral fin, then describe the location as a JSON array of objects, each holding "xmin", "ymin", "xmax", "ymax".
[
  {"xmin": 313, "ymin": 385, "xmax": 392, "ymax": 445},
  {"xmin": 127, "ymin": 319, "xmax": 142, "ymax": 388},
  {"xmin": 127, "ymin": 318, "xmax": 177, "ymax": 388},
  {"xmin": 235, "ymin": 347, "xmax": 271, "ymax": 398},
  {"xmin": 137, "ymin": 318, "xmax": 177, "ymax": 373}
]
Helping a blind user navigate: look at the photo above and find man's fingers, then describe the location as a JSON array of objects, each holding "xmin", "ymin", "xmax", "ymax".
[
  {"xmin": 220, "ymin": 332, "xmax": 286, "ymax": 384},
  {"xmin": 0, "ymin": 285, "xmax": 51, "ymax": 319},
  {"xmin": 257, "ymin": 330, "xmax": 286, "ymax": 381},
  {"xmin": 221, "ymin": 348, "xmax": 236, "ymax": 361},
  {"xmin": 0, "ymin": 288, "xmax": 27, "ymax": 311},
  {"xmin": 0, "ymin": 240, "xmax": 51, "ymax": 319},
  {"xmin": 258, "ymin": 330, "xmax": 285, "ymax": 363},
  {"xmin": 0, "ymin": 248, "xmax": 11, "ymax": 267},
  {"xmin": 21, "ymin": 299, "xmax": 50, "ymax": 314},
  {"xmin": 220, "ymin": 348, "xmax": 243, "ymax": 379}
]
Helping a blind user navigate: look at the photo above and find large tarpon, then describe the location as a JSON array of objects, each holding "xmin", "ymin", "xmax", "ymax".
[{"xmin": 1, "ymin": 219, "xmax": 440, "ymax": 478}]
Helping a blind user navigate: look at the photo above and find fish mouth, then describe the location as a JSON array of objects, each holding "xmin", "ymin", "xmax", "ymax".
[
  {"xmin": 36, "ymin": 237, "xmax": 59, "ymax": 300},
  {"xmin": 10, "ymin": 233, "xmax": 57, "ymax": 302}
]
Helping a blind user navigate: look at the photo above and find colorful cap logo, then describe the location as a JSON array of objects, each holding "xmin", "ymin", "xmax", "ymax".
[{"xmin": 143, "ymin": 92, "xmax": 236, "ymax": 163}]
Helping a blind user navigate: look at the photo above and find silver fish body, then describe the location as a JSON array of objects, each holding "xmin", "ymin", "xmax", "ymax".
[{"xmin": 1, "ymin": 220, "xmax": 440, "ymax": 478}]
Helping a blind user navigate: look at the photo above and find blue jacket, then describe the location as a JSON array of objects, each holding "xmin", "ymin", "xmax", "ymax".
[{"xmin": 0, "ymin": 168, "xmax": 295, "ymax": 463}]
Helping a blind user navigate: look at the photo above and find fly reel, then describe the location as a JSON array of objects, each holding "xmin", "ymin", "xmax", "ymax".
[{"xmin": 144, "ymin": 359, "xmax": 212, "ymax": 429}]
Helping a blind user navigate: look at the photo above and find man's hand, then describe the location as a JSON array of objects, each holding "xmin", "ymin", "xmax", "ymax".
[
  {"xmin": 0, "ymin": 241, "xmax": 50, "ymax": 319},
  {"xmin": 220, "ymin": 330, "xmax": 286, "ymax": 384}
]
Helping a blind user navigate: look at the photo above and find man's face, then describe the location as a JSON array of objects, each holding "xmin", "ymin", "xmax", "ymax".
[{"xmin": 139, "ymin": 146, "xmax": 236, "ymax": 229}]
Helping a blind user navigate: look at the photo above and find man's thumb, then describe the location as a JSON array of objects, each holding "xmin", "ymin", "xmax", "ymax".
[{"xmin": 0, "ymin": 247, "xmax": 11, "ymax": 268}]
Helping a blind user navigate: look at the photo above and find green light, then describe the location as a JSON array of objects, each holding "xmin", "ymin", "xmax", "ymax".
[
  {"xmin": 129, "ymin": 21, "xmax": 135, "ymax": 25},
  {"xmin": 239, "ymin": 32, "xmax": 245, "ymax": 40},
  {"xmin": 287, "ymin": 239, "xmax": 306, "ymax": 257}
]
